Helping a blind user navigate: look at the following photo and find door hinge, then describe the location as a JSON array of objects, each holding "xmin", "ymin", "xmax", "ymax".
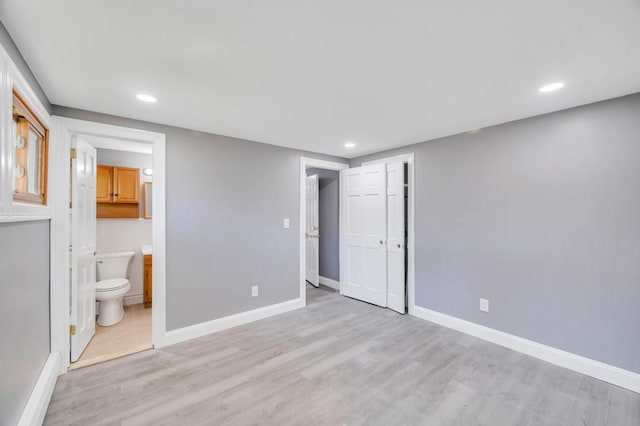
[
  {"xmin": 70, "ymin": 325, "xmax": 77, "ymax": 335},
  {"xmin": 70, "ymin": 148, "xmax": 77, "ymax": 159}
]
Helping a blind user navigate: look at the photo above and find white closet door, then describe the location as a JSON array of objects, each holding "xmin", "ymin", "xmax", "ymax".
[
  {"xmin": 341, "ymin": 164, "xmax": 387, "ymax": 307},
  {"xmin": 305, "ymin": 174, "xmax": 320, "ymax": 287},
  {"xmin": 386, "ymin": 161, "xmax": 406, "ymax": 313},
  {"xmin": 71, "ymin": 138, "xmax": 97, "ymax": 362}
]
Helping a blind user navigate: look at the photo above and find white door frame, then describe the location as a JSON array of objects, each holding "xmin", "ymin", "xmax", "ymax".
[
  {"xmin": 52, "ymin": 117, "xmax": 167, "ymax": 374},
  {"xmin": 299, "ymin": 157, "xmax": 349, "ymax": 306},
  {"xmin": 362, "ymin": 153, "xmax": 415, "ymax": 314}
]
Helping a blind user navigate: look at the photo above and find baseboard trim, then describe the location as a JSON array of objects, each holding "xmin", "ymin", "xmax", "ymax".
[
  {"xmin": 411, "ymin": 305, "xmax": 640, "ymax": 394},
  {"xmin": 18, "ymin": 352, "xmax": 60, "ymax": 426},
  {"xmin": 163, "ymin": 298, "xmax": 305, "ymax": 347},
  {"xmin": 319, "ymin": 276, "xmax": 340, "ymax": 290},
  {"xmin": 124, "ymin": 294, "xmax": 143, "ymax": 306}
]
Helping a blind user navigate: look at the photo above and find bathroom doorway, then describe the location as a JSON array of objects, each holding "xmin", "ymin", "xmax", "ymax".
[
  {"xmin": 56, "ymin": 117, "xmax": 166, "ymax": 372},
  {"xmin": 68, "ymin": 135, "xmax": 154, "ymax": 369}
]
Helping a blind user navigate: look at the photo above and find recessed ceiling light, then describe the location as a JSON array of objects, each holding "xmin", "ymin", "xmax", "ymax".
[
  {"xmin": 136, "ymin": 93, "xmax": 157, "ymax": 103},
  {"xmin": 539, "ymin": 82, "xmax": 564, "ymax": 93},
  {"xmin": 345, "ymin": 142, "xmax": 356, "ymax": 148}
]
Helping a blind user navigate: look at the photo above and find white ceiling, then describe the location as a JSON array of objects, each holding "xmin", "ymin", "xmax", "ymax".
[{"xmin": 2, "ymin": 1, "xmax": 640, "ymax": 158}]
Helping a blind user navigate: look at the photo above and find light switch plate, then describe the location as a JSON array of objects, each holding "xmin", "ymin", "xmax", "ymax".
[
  {"xmin": 283, "ymin": 218, "xmax": 290, "ymax": 228},
  {"xmin": 252, "ymin": 286, "xmax": 259, "ymax": 297}
]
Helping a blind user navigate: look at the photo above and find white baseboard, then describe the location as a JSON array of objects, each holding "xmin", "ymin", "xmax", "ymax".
[
  {"xmin": 163, "ymin": 298, "xmax": 305, "ymax": 347},
  {"xmin": 124, "ymin": 294, "xmax": 143, "ymax": 305},
  {"xmin": 319, "ymin": 276, "xmax": 340, "ymax": 290},
  {"xmin": 18, "ymin": 352, "xmax": 60, "ymax": 426},
  {"xmin": 411, "ymin": 305, "xmax": 640, "ymax": 394}
]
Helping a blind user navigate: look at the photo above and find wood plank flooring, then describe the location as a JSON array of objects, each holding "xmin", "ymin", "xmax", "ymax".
[{"xmin": 45, "ymin": 285, "xmax": 640, "ymax": 425}]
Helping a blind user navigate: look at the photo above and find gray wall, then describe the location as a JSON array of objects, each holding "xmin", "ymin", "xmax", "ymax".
[
  {"xmin": 0, "ymin": 24, "xmax": 53, "ymax": 425},
  {"xmin": 0, "ymin": 20, "xmax": 51, "ymax": 112},
  {"xmin": 0, "ymin": 220, "xmax": 51, "ymax": 426},
  {"xmin": 307, "ymin": 168, "xmax": 340, "ymax": 281},
  {"xmin": 352, "ymin": 93, "xmax": 640, "ymax": 374},
  {"xmin": 97, "ymin": 148, "xmax": 153, "ymax": 217},
  {"xmin": 54, "ymin": 106, "xmax": 347, "ymax": 331}
]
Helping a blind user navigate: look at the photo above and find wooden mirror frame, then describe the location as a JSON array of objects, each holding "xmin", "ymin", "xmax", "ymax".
[
  {"xmin": 12, "ymin": 88, "xmax": 49, "ymax": 205},
  {"xmin": 143, "ymin": 181, "xmax": 152, "ymax": 219}
]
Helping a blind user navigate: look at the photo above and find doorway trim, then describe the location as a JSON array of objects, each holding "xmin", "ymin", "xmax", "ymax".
[
  {"xmin": 52, "ymin": 117, "xmax": 167, "ymax": 373},
  {"xmin": 362, "ymin": 153, "xmax": 415, "ymax": 314},
  {"xmin": 299, "ymin": 157, "xmax": 349, "ymax": 305}
]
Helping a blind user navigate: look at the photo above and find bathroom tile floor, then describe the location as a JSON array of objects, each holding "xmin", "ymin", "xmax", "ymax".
[{"xmin": 70, "ymin": 303, "xmax": 152, "ymax": 369}]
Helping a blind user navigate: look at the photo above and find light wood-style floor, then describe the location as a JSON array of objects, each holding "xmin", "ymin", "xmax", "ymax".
[
  {"xmin": 45, "ymin": 285, "xmax": 640, "ymax": 425},
  {"xmin": 71, "ymin": 303, "xmax": 152, "ymax": 369}
]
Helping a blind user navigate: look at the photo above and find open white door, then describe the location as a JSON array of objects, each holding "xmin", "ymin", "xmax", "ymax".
[
  {"xmin": 341, "ymin": 164, "xmax": 387, "ymax": 307},
  {"xmin": 386, "ymin": 162, "xmax": 406, "ymax": 313},
  {"xmin": 70, "ymin": 138, "xmax": 97, "ymax": 362},
  {"xmin": 305, "ymin": 174, "xmax": 320, "ymax": 287}
]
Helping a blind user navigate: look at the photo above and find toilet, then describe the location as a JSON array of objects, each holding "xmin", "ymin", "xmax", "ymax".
[{"xmin": 95, "ymin": 251, "xmax": 135, "ymax": 326}]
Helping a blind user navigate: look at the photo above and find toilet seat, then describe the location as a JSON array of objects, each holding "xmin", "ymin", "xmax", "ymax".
[{"xmin": 96, "ymin": 278, "xmax": 129, "ymax": 292}]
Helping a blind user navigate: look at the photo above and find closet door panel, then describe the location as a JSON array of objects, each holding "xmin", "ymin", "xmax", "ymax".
[
  {"xmin": 341, "ymin": 164, "xmax": 387, "ymax": 307},
  {"xmin": 386, "ymin": 161, "xmax": 406, "ymax": 313}
]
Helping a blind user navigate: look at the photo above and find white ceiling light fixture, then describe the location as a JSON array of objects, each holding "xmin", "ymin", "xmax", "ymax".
[
  {"xmin": 344, "ymin": 142, "xmax": 356, "ymax": 148},
  {"xmin": 136, "ymin": 93, "xmax": 158, "ymax": 103},
  {"xmin": 539, "ymin": 82, "xmax": 565, "ymax": 93}
]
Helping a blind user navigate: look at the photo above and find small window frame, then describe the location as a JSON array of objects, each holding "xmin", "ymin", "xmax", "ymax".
[{"xmin": 12, "ymin": 88, "xmax": 49, "ymax": 205}]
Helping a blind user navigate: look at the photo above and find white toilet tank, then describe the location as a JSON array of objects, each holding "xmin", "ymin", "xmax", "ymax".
[{"xmin": 96, "ymin": 251, "xmax": 135, "ymax": 280}]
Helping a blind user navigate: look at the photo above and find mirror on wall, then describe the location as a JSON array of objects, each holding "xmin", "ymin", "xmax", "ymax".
[{"xmin": 143, "ymin": 181, "xmax": 152, "ymax": 219}]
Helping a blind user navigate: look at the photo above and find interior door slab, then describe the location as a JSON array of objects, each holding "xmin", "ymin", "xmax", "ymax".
[
  {"xmin": 70, "ymin": 137, "xmax": 97, "ymax": 362},
  {"xmin": 341, "ymin": 164, "xmax": 387, "ymax": 307},
  {"xmin": 305, "ymin": 174, "xmax": 320, "ymax": 287},
  {"xmin": 386, "ymin": 161, "xmax": 406, "ymax": 313}
]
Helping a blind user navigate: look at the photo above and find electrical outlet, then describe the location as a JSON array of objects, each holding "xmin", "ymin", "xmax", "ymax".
[
  {"xmin": 252, "ymin": 285, "xmax": 259, "ymax": 297},
  {"xmin": 480, "ymin": 298, "xmax": 489, "ymax": 313},
  {"xmin": 283, "ymin": 218, "xmax": 290, "ymax": 228}
]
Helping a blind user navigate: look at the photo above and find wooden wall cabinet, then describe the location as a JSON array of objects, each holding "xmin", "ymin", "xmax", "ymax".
[
  {"xmin": 144, "ymin": 254, "xmax": 152, "ymax": 308},
  {"xmin": 96, "ymin": 165, "xmax": 140, "ymax": 218}
]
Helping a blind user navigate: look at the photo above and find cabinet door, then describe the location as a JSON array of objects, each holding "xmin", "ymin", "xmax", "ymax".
[
  {"xmin": 144, "ymin": 255, "xmax": 152, "ymax": 305},
  {"xmin": 96, "ymin": 165, "xmax": 113, "ymax": 203},
  {"xmin": 146, "ymin": 264, "xmax": 152, "ymax": 302},
  {"xmin": 113, "ymin": 167, "xmax": 140, "ymax": 203}
]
